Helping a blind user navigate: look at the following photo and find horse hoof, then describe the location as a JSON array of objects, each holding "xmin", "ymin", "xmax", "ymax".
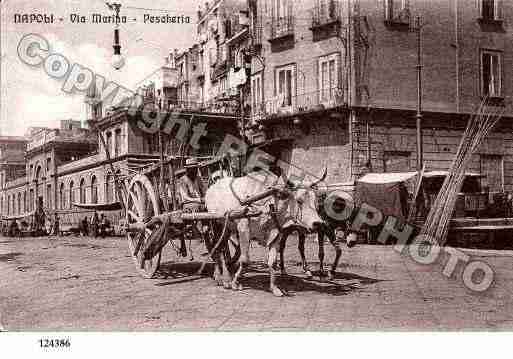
[
  {"xmin": 304, "ymin": 270, "xmax": 313, "ymax": 279},
  {"xmin": 223, "ymin": 281, "xmax": 232, "ymax": 289},
  {"xmin": 231, "ymin": 282, "xmax": 243, "ymax": 291},
  {"xmin": 271, "ymin": 287, "xmax": 285, "ymax": 297}
]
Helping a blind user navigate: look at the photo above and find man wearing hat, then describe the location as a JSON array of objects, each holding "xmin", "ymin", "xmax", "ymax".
[
  {"xmin": 177, "ymin": 158, "xmax": 205, "ymax": 212},
  {"xmin": 177, "ymin": 158, "xmax": 205, "ymax": 257}
]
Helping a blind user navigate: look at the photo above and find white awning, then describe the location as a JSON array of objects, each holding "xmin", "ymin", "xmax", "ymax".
[{"xmin": 357, "ymin": 172, "xmax": 418, "ymax": 184}]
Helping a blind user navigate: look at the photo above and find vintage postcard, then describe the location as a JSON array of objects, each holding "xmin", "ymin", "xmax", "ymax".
[{"xmin": 0, "ymin": 1, "xmax": 512, "ymax": 354}]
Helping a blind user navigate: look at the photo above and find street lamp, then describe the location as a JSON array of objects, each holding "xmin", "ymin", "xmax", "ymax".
[{"xmin": 107, "ymin": 2, "xmax": 125, "ymax": 70}]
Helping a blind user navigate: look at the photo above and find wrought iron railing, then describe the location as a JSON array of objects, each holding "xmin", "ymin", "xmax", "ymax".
[
  {"xmin": 270, "ymin": 15, "xmax": 294, "ymax": 39},
  {"xmin": 161, "ymin": 99, "xmax": 240, "ymax": 115},
  {"xmin": 311, "ymin": 0, "xmax": 341, "ymax": 27},
  {"xmin": 252, "ymin": 87, "xmax": 345, "ymax": 121}
]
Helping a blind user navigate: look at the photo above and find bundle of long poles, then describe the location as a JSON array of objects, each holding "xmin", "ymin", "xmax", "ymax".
[{"xmin": 420, "ymin": 100, "xmax": 503, "ymax": 245}]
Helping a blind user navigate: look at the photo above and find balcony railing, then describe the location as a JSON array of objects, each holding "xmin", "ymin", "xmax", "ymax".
[
  {"xmin": 270, "ymin": 15, "xmax": 294, "ymax": 40},
  {"xmin": 161, "ymin": 99, "xmax": 240, "ymax": 116},
  {"xmin": 311, "ymin": 0, "xmax": 341, "ymax": 28},
  {"xmin": 252, "ymin": 87, "xmax": 345, "ymax": 121},
  {"xmin": 251, "ymin": 24, "xmax": 263, "ymax": 48}
]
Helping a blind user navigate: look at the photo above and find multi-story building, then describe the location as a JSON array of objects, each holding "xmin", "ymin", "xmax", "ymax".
[
  {"xmin": 0, "ymin": 136, "xmax": 27, "ymax": 217},
  {"xmin": 250, "ymin": 0, "xmax": 513, "ymax": 192},
  {"xmin": 0, "ymin": 122, "xmax": 96, "ymax": 218},
  {"xmin": 0, "ymin": 43, "xmax": 242, "ymax": 224},
  {"xmin": 196, "ymin": 0, "xmax": 251, "ymax": 116}
]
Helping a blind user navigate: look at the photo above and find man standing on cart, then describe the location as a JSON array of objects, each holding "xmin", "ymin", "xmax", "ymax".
[{"xmin": 177, "ymin": 158, "xmax": 206, "ymax": 257}]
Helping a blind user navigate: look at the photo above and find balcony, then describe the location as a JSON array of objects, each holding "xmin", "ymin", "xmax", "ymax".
[
  {"xmin": 311, "ymin": 0, "xmax": 341, "ymax": 29},
  {"xmin": 269, "ymin": 16, "xmax": 294, "ymax": 41},
  {"xmin": 250, "ymin": 24, "xmax": 263, "ymax": 53},
  {"xmin": 163, "ymin": 99, "xmax": 239, "ymax": 116},
  {"xmin": 253, "ymin": 87, "xmax": 345, "ymax": 122}
]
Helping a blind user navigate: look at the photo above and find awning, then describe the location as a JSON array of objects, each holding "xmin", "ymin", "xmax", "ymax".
[
  {"xmin": 423, "ymin": 171, "xmax": 484, "ymax": 178},
  {"xmin": 357, "ymin": 172, "xmax": 419, "ymax": 184},
  {"xmin": 72, "ymin": 202, "xmax": 122, "ymax": 211},
  {"xmin": 1, "ymin": 211, "xmax": 36, "ymax": 221}
]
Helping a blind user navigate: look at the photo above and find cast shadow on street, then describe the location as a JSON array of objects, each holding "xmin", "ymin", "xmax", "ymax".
[{"xmin": 154, "ymin": 260, "xmax": 383, "ymax": 296}]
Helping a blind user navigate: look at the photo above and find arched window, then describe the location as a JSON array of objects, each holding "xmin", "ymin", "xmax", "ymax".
[
  {"xmin": 114, "ymin": 170, "xmax": 122, "ymax": 201},
  {"xmin": 91, "ymin": 176, "xmax": 98, "ymax": 204},
  {"xmin": 17, "ymin": 193, "xmax": 21, "ymax": 215},
  {"xmin": 69, "ymin": 181, "xmax": 75, "ymax": 208},
  {"xmin": 79, "ymin": 178, "xmax": 86, "ymax": 203},
  {"xmin": 59, "ymin": 183, "xmax": 65, "ymax": 209},
  {"xmin": 105, "ymin": 174, "xmax": 112, "ymax": 203},
  {"xmin": 23, "ymin": 192, "xmax": 27, "ymax": 213}
]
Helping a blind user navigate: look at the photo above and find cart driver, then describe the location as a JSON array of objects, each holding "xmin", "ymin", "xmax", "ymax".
[
  {"xmin": 177, "ymin": 158, "xmax": 205, "ymax": 212},
  {"xmin": 177, "ymin": 158, "xmax": 206, "ymax": 258}
]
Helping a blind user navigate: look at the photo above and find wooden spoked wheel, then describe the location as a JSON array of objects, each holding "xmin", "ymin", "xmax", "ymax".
[{"xmin": 126, "ymin": 174, "xmax": 162, "ymax": 278}]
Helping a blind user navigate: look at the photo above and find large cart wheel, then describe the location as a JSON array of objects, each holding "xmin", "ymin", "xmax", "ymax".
[{"xmin": 126, "ymin": 174, "xmax": 162, "ymax": 278}]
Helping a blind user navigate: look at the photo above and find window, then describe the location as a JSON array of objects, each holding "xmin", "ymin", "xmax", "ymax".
[
  {"xmin": 274, "ymin": 0, "xmax": 291, "ymax": 20},
  {"xmin": 79, "ymin": 178, "xmax": 86, "ymax": 204},
  {"xmin": 480, "ymin": 0, "xmax": 502, "ymax": 21},
  {"xmin": 69, "ymin": 181, "xmax": 74, "ymax": 207},
  {"xmin": 91, "ymin": 101, "xmax": 102, "ymax": 120},
  {"xmin": 146, "ymin": 133, "xmax": 159, "ymax": 153},
  {"xmin": 106, "ymin": 131, "xmax": 112, "ymax": 156},
  {"xmin": 318, "ymin": 53, "xmax": 340, "ymax": 102},
  {"xmin": 91, "ymin": 176, "xmax": 98, "ymax": 204},
  {"xmin": 383, "ymin": 151, "xmax": 411, "ymax": 172},
  {"xmin": 271, "ymin": 0, "xmax": 294, "ymax": 38},
  {"xmin": 47, "ymin": 184, "xmax": 52, "ymax": 209},
  {"xmin": 114, "ymin": 129, "xmax": 122, "ymax": 157},
  {"xmin": 17, "ymin": 193, "xmax": 21, "ymax": 215},
  {"xmin": 46, "ymin": 158, "xmax": 51, "ymax": 172},
  {"xmin": 275, "ymin": 64, "xmax": 295, "ymax": 108},
  {"xmin": 252, "ymin": 73, "xmax": 263, "ymax": 113},
  {"xmin": 481, "ymin": 50, "xmax": 502, "ymax": 98},
  {"xmin": 23, "ymin": 192, "xmax": 26, "ymax": 213},
  {"xmin": 59, "ymin": 183, "xmax": 65, "ymax": 210},
  {"xmin": 384, "ymin": 0, "xmax": 410, "ymax": 22},
  {"xmin": 30, "ymin": 189, "xmax": 34, "ymax": 211},
  {"xmin": 105, "ymin": 174, "xmax": 113, "ymax": 203},
  {"xmin": 480, "ymin": 155, "xmax": 503, "ymax": 192}
]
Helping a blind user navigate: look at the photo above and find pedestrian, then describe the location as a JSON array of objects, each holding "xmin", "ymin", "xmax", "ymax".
[
  {"xmin": 53, "ymin": 213, "xmax": 60, "ymax": 236},
  {"xmin": 81, "ymin": 216, "xmax": 89, "ymax": 236},
  {"xmin": 100, "ymin": 214, "xmax": 107, "ymax": 238},
  {"xmin": 91, "ymin": 212, "xmax": 99, "ymax": 238}
]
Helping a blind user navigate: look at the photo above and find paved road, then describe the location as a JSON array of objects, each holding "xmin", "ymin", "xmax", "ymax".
[{"xmin": 1, "ymin": 235, "xmax": 513, "ymax": 331}]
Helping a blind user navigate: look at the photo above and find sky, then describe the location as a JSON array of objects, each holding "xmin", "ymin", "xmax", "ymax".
[{"xmin": 0, "ymin": 0, "xmax": 199, "ymax": 136}]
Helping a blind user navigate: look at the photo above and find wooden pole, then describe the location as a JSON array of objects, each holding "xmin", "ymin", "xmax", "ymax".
[{"xmin": 415, "ymin": 16, "xmax": 424, "ymax": 171}]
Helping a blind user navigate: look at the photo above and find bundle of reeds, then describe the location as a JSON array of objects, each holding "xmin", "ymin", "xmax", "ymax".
[{"xmin": 420, "ymin": 100, "xmax": 503, "ymax": 245}]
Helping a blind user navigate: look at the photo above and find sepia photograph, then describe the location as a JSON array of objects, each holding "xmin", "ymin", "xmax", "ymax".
[{"xmin": 1, "ymin": 1, "xmax": 513, "ymax": 350}]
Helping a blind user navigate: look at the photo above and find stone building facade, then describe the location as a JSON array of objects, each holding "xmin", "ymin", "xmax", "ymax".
[{"xmin": 249, "ymin": 0, "xmax": 513, "ymax": 192}]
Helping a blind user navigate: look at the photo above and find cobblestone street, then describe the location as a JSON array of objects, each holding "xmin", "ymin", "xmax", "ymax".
[{"xmin": 0, "ymin": 235, "xmax": 512, "ymax": 331}]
